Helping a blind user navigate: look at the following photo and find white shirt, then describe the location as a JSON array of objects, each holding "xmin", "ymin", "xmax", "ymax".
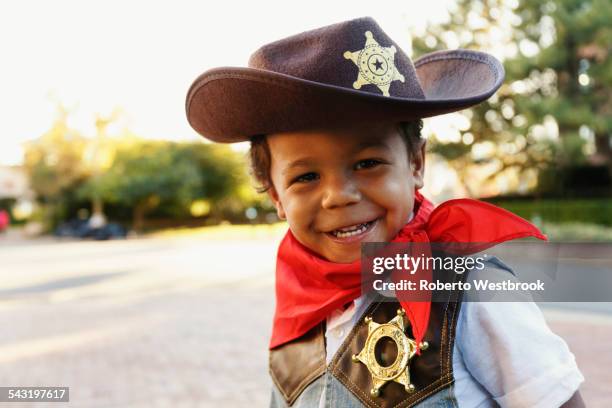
[{"xmin": 321, "ymin": 260, "xmax": 584, "ymax": 407}]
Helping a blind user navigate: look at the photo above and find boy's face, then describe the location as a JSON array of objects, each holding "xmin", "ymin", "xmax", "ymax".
[{"xmin": 267, "ymin": 122, "xmax": 425, "ymax": 263}]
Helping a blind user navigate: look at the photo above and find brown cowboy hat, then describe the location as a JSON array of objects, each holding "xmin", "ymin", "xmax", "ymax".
[{"xmin": 186, "ymin": 17, "xmax": 504, "ymax": 143}]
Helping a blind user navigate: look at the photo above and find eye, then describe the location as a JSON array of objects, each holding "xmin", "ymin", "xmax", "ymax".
[
  {"xmin": 355, "ymin": 159, "xmax": 383, "ymax": 170},
  {"xmin": 292, "ymin": 172, "xmax": 319, "ymax": 184}
]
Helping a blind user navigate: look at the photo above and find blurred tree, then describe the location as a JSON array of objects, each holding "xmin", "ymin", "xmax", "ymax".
[
  {"xmin": 23, "ymin": 105, "xmax": 89, "ymax": 226},
  {"xmin": 412, "ymin": 0, "xmax": 612, "ymax": 196},
  {"xmin": 178, "ymin": 142, "xmax": 245, "ymax": 205},
  {"xmin": 80, "ymin": 139, "xmax": 261, "ymax": 230},
  {"xmin": 80, "ymin": 110, "xmax": 121, "ymax": 225},
  {"xmin": 24, "ymin": 105, "xmax": 272, "ymax": 230},
  {"xmin": 511, "ymin": 0, "xmax": 612, "ymax": 188},
  {"xmin": 81, "ymin": 140, "xmax": 202, "ymax": 231},
  {"xmin": 175, "ymin": 142, "xmax": 275, "ymax": 223}
]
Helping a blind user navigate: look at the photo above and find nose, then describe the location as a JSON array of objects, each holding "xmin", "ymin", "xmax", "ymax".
[{"xmin": 321, "ymin": 173, "xmax": 362, "ymax": 209}]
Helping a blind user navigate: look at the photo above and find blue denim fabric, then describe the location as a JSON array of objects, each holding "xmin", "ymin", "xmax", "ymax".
[{"xmin": 270, "ymin": 372, "xmax": 458, "ymax": 407}]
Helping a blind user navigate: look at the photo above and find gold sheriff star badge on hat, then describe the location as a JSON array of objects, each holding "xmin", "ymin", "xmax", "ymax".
[
  {"xmin": 352, "ymin": 309, "xmax": 428, "ymax": 398},
  {"xmin": 343, "ymin": 31, "xmax": 405, "ymax": 97}
]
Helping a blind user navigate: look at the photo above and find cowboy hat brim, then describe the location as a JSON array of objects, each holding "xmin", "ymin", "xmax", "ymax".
[{"xmin": 186, "ymin": 49, "xmax": 504, "ymax": 143}]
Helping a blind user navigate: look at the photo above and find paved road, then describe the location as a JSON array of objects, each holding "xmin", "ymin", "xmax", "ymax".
[{"xmin": 0, "ymin": 234, "xmax": 610, "ymax": 407}]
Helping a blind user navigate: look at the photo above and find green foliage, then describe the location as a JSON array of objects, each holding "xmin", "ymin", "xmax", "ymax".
[
  {"xmin": 84, "ymin": 141, "xmax": 201, "ymax": 215},
  {"xmin": 540, "ymin": 222, "xmax": 612, "ymax": 242},
  {"xmin": 22, "ymin": 110, "xmax": 91, "ymax": 228},
  {"xmin": 511, "ymin": 0, "xmax": 612, "ymax": 161},
  {"xmin": 23, "ymin": 111, "xmax": 88, "ymax": 201},
  {"xmin": 429, "ymin": 142, "xmax": 471, "ymax": 161},
  {"xmin": 485, "ymin": 198, "xmax": 612, "ymax": 226},
  {"xmin": 177, "ymin": 142, "xmax": 248, "ymax": 205},
  {"xmin": 412, "ymin": 0, "xmax": 612, "ymax": 196},
  {"xmin": 23, "ymin": 108, "xmax": 264, "ymax": 229},
  {"xmin": 76, "ymin": 140, "xmax": 260, "ymax": 228}
]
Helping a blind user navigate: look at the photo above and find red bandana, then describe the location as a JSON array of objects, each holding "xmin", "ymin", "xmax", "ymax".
[{"xmin": 270, "ymin": 191, "xmax": 546, "ymax": 350}]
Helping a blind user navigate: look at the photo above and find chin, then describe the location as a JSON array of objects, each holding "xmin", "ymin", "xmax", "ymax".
[{"xmin": 325, "ymin": 250, "xmax": 360, "ymax": 264}]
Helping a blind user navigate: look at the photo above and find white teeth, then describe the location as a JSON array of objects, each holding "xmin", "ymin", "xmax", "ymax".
[
  {"xmin": 338, "ymin": 223, "xmax": 364, "ymax": 232},
  {"xmin": 331, "ymin": 222, "xmax": 372, "ymax": 238}
]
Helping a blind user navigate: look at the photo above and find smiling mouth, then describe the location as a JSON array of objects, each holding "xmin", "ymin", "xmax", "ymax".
[{"xmin": 328, "ymin": 219, "xmax": 378, "ymax": 239}]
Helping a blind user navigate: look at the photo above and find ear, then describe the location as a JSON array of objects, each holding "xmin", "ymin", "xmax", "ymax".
[
  {"xmin": 411, "ymin": 139, "xmax": 426, "ymax": 189},
  {"xmin": 267, "ymin": 186, "xmax": 287, "ymax": 220}
]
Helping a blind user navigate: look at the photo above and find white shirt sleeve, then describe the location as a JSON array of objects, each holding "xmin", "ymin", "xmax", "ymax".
[{"xmin": 455, "ymin": 260, "xmax": 584, "ymax": 408}]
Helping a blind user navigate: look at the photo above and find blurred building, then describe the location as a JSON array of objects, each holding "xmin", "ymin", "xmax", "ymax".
[
  {"xmin": 0, "ymin": 165, "xmax": 36, "ymax": 223},
  {"xmin": 0, "ymin": 165, "xmax": 30, "ymax": 200}
]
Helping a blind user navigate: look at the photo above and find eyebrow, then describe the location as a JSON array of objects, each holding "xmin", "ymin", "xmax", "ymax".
[
  {"xmin": 280, "ymin": 140, "xmax": 391, "ymax": 176},
  {"xmin": 354, "ymin": 140, "xmax": 390, "ymax": 151},
  {"xmin": 282, "ymin": 158, "xmax": 315, "ymax": 176}
]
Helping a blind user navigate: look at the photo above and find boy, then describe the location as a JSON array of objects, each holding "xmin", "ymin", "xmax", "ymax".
[{"xmin": 186, "ymin": 17, "xmax": 584, "ymax": 408}]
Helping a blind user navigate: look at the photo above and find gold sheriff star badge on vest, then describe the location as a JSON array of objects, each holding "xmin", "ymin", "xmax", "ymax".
[
  {"xmin": 352, "ymin": 308, "xmax": 428, "ymax": 398},
  {"xmin": 343, "ymin": 31, "xmax": 405, "ymax": 97}
]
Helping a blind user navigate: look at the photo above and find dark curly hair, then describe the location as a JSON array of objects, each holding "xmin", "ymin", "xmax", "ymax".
[{"xmin": 248, "ymin": 120, "xmax": 424, "ymax": 193}]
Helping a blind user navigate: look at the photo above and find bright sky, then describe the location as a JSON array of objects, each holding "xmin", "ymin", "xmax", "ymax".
[{"xmin": 0, "ymin": 0, "xmax": 453, "ymax": 165}]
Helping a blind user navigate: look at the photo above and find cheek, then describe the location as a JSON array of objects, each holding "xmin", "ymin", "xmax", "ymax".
[
  {"xmin": 372, "ymin": 170, "xmax": 414, "ymax": 206},
  {"xmin": 283, "ymin": 193, "xmax": 317, "ymax": 228},
  {"xmin": 370, "ymin": 173, "xmax": 415, "ymax": 227}
]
